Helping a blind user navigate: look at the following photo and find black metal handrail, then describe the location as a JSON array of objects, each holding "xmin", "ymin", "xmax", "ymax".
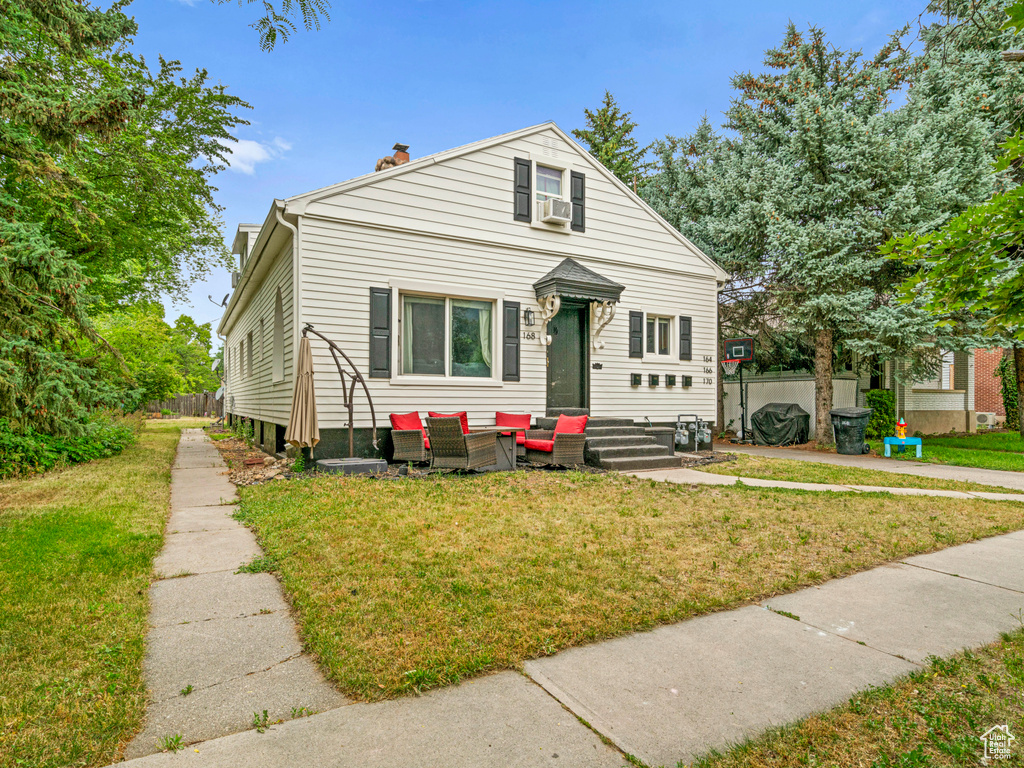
[{"xmin": 302, "ymin": 323, "xmax": 378, "ymax": 457}]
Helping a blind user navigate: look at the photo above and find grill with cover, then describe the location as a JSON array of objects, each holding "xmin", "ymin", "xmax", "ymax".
[{"xmin": 750, "ymin": 402, "xmax": 811, "ymax": 446}]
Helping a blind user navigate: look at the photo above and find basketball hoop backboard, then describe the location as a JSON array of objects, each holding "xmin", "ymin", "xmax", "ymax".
[{"xmin": 722, "ymin": 337, "xmax": 754, "ymax": 362}]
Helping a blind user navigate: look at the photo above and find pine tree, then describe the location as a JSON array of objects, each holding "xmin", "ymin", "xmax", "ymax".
[
  {"xmin": 573, "ymin": 91, "xmax": 652, "ymax": 186},
  {"xmin": 0, "ymin": 1, "xmax": 245, "ymax": 434},
  {"xmin": 647, "ymin": 25, "xmax": 994, "ymax": 444}
]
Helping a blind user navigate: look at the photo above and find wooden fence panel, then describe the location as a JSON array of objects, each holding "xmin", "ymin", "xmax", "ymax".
[{"xmin": 144, "ymin": 392, "xmax": 223, "ymax": 418}]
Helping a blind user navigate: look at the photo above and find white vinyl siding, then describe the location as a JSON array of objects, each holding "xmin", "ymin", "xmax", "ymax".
[
  {"xmin": 223, "ymin": 246, "xmax": 295, "ymax": 424},
  {"xmin": 298, "ymin": 219, "xmax": 718, "ymax": 429}
]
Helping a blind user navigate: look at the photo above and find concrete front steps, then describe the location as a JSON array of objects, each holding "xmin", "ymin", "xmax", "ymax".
[{"xmin": 536, "ymin": 415, "xmax": 682, "ymax": 472}]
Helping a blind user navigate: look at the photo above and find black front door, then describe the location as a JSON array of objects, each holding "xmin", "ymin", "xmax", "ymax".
[{"xmin": 547, "ymin": 303, "xmax": 588, "ymax": 411}]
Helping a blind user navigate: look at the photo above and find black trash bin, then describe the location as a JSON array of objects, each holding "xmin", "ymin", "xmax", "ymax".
[{"xmin": 829, "ymin": 407, "xmax": 873, "ymax": 455}]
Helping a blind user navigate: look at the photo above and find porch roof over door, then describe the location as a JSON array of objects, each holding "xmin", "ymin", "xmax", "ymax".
[{"xmin": 533, "ymin": 258, "xmax": 625, "ymax": 303}]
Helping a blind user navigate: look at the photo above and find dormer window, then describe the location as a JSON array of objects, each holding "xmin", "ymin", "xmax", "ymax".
[{"xmin": 512, "ymin": 157, "xmax": 585, "ymax": 232}]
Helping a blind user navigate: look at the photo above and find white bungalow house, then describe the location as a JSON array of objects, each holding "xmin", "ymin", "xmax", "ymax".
[{"xmin": 218, "ymin": 122, "xmax": 728, "ymax": 468}]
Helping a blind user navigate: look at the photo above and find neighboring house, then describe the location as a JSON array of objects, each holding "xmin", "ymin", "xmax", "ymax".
[
  {"xmin": 883, "ymin": 353, "xmax": 980, "ymax": 434},
  {"xmin": 974, "ymin": 347, "xmax": 1006, "ymax": 422},
  {"xmin": 218, "ymin": 122, "xmax": 728, "ymax": 461}
]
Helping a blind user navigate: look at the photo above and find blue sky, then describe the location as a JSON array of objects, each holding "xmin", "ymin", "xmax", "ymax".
[{"xmin": 131, "ymin": 0, "xmax": 931, "ymax": 337}]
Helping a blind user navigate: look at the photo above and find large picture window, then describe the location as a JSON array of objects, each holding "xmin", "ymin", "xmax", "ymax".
[
  {"xmin": 401, "ymin": 294, "xmax": 494, "ymax": 378},
  {"xmin": 450, "ymin": 299, "xmax": 492, "ymax": 377},
  {"xmin": 402, "ymin": 296, "xmax": 445, "ymax": 375}
]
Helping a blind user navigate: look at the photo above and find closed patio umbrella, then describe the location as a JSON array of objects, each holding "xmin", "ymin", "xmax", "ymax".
[{"xmin": 285, "ymin": 336, "xmax": 320, "ymax": 453}]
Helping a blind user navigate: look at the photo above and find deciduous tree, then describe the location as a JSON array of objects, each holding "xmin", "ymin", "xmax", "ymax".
[
  {"xmin": 885, "ymin": 0, "xmax": 1024, "ymax": 437},
  {"xmin": 216, "ymin": 0, "xmax": 332, "ymax": 50},
  {"xmin": 92, "ymin": 306, "xmax": 220, "ymax": 408}
]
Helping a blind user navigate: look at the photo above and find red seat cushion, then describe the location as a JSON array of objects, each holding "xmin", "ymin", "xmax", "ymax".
[
  {"xmin": 554, "ymin": 414, "xmax": 588, "ymax": 435},
  {"xmin": 524, "ymin": 438, "xmax": 554, "ymax": 453},
  {"xmin": 389, "ymin": 411, "xmax": 429, "ymax": 449},
  {"xmin": 428, "ymin": 411, "xmax": 470, "ymax": 434},
  {"xmin": 495, "ymin": 412, "xmax": 531, "ymax": 445}
]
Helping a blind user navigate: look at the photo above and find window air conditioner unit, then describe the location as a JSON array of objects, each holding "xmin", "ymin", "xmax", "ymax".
[
  {"xmin": 540, "ymin": 198, "xmax": 572, "ymax": 224},
  {"xmin": 231, "ymin": 271, "xmax": 241, "ymax": 288}
]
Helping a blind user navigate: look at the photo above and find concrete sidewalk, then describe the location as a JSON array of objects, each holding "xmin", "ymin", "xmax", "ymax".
[
  {"xmin": 124, "ymin": 429, "xmax": 344, "ymax": 759},
  {"xmin": 112, "ymin": 528, "xmax": 1024, "ymax": 767},
  {"xmin": 721, "ymin": 443, "xmax": 1024, "ymax": 491},
  {"xmin": 628, "ymin": 466, "xmax": 1024, "ymax": 502}
]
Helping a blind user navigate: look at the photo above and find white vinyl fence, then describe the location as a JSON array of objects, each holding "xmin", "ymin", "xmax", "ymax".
[{"xmin": 723, "ymin": 375, "xmax": 859, "ymax": 439}]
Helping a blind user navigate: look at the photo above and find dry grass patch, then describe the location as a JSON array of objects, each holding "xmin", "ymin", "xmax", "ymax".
[
  {"xmin": 236, "ymin": 471, "xmax": 1024, "ymax": 701},
  {"xmin": 692, "ymin": 628, "xmax": 1024, "ymax": 767},
  {"xmin": 0, "ymin": 421, "xmax": 184, "ymax": 768},
  {"xmin": 700, "ymin": 453, "xmax": 1016, "ymax": 492}
]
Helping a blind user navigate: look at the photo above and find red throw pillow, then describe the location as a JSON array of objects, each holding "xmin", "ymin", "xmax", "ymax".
[
  {"xmin": 495, "ymin": 412, "xmax": 531, "ymax": 445},
  {"xmin": 428, "ymin": 411, "xmax": 470, "ymax": 434},
  {"xmin": 554, "ymin": 414, "xmax": 588, "ymax": 435},
  {"xmin": 390, "ymin": 411, "xmax": 424, "ymax": 432},
  {"xmin": 390, "ymin": 411, "xmax": 429, "ymax": 449},
  {"xmin": 524, "ymin": 438, "xmax": 554, "ymax": 452}
]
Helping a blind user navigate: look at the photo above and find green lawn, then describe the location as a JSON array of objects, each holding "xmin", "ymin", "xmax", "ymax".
[
  {"xmin": 0, "ymin": 420, "xmax": 196, "ymax": 768},
  {"xmin": 700, "ymin": 453, "xmax": 1015, "ymax": 492},
  {"xmin": 234, "ymin": 471, "xmax": 1024, "ymax": 702},
  {"xmin": 923, "ymin": 431, "xmax": 1024, "ymax": 453},
  {"xmin": 692, "ymin": 629, "xmax": 1024, "ymax": 768},
  {"xmin": 888, "ymin": 430, "xmax": 1024, "ymax": 472}
]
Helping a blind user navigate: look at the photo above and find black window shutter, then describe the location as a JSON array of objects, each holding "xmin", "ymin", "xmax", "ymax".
[
  {"xmin": 679, "ymin": 316, "xmax": 692, "ymax": 361},
  {"xmin": 502, "ymin": 301, "xmax": 520, "ymax": 381},
  {"xmin": 570, "ymin": 171, "xmax": 585, "ymax": 232},
  {"xmin": 514, "ymin": 158, "xmax": 531, "ymax": 222},
  {"xmin": 369, "ymin": 287, "xmax": 391, "ymax": 378},
  {"xmin": 628, "ymin": 311, "xmax": 644, "ymax": 359}
]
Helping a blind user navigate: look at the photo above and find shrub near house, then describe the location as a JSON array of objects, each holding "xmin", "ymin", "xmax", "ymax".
[
  {"xmin": 0, "ymin": 412, "xmax": 143, "ymax": 478},
  {"xmin": 865, "ymin": 389, "xmax": 896, "ymax": 440}
]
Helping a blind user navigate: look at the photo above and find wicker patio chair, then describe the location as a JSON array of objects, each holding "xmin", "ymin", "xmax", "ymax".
[
  {"xmin": 392, "ymin": 429, "xmax": 430, "ymax": 462},
  {"xmin": 425, "ymin": 417, "xmax": 497, "ymax": 471},
  {"xmin": 523, "ymin": 429, "xmax": 586, "ymax": 466},
  {"xmin": 495, "ymin": 411, "xmax": 531, "ymax": 458},
  {"xmin": 389, "ymin": 412, "xmax": 431, "ymax": 463}
]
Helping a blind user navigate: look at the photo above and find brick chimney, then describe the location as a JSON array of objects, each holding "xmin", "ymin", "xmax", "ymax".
[{"xmin": 374, "ymin": 143, "xmax": 411, "ymax": 172}]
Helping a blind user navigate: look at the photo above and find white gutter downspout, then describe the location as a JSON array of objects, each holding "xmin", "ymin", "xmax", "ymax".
[{"xmin": 274, "ymin": 203, "xmax": 301, "ymax": 384}]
